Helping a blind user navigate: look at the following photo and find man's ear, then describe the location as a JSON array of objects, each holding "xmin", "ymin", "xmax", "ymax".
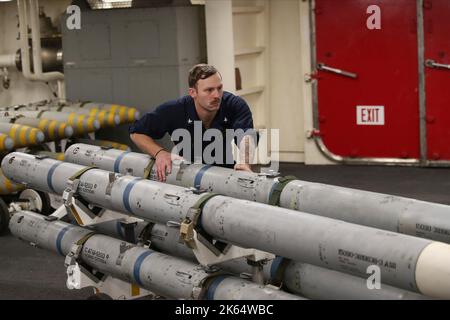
[{"xmin": 188, "ymin": 87, "xmax": 197, "ymax": 98}]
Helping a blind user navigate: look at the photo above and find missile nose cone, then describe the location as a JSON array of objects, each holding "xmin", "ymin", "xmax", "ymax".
[
  {"xmin": 36, "ymin": 131, "xmax": 45, "ymax": 143},
  {"xmin": 65, "ymin": 126, "xmax": 74, "ymax": 138},
  {"xmin": 4, "ymin": 136, "xmax": 14, "ymax": 150},
  {"xmin": 93, "ymin": 119, "xmax": 100, "ymax": 130}
]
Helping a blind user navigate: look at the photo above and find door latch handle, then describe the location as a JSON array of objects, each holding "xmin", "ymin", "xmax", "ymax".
[
  {"xmin": 425, "ymin": 59, "xmax": 450, "ymax": 70},
  {"xmin": 317, "ymin": 63, "xmax": 357, "ymax": 79}
]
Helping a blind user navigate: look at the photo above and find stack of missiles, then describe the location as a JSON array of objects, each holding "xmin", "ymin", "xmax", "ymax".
[
  {"xmin": 0, "ymin": 101, "xmax": 138, "ymax": 196},
  {"xmin": 0, "ymin": 99, "xmax": 140, "ymax": 151},
  {"xmin": 3, "ymin": 146, "xmax": 450, "ymax": 300}
]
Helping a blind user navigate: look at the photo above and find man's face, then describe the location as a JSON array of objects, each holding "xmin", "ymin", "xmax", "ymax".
[{"xmin": 189, "ymin": 72, "xmax": 224, "ymax": 113}]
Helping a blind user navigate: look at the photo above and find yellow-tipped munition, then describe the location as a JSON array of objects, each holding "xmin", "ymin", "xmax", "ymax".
[
  {"xmin": 0, "ymin": 133, "xmax": 14, "ymax": 152},
  {"xmin": 78, "ymin": 102, "xmax": 140, "ymax": 123},
  {"xmin": 13, "ymin": 117, "xmax": 74, "ymax": 141},
  {"xmin": 0, "ymin": 168, "xmax": 24, "ymax": 195},
  {"xmin": 0, "ymin": 123, "xmax": 45, "ymax": 148},
  {"xmin": 48, "ymin": 106, "xmax": 120, "ymax": 128},
  {"xmin": 4, "ymin": 111, "xmax": 100, "ymax": 137}
]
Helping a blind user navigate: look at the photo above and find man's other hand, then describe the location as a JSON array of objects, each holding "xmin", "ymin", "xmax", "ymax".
[
  {"xmin": 155, "ymin": 150, "xmax": 182, "ymax": 182},
  {"xmin": 234, "ymin": 163, "xmax": 253, "ymax": 172}
]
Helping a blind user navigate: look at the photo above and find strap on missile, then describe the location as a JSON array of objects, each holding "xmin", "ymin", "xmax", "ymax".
[
  {"xmin": 268, "ymin": 175, "xmax": 297, "ymax": 206},
  {"xmin": 68, "ymin": 166, "xmax": 98, "ymax": 182},
  {"xmin": 64, "ymin": 232, "xmax": 96, "ymax": 267},
  {"xmin": 142, "ymin": 159, "xmax": 155, "ymax": 179},
  {"xmin": 180, "ymin": 192, "xmax": 220, "ymax": 250}
]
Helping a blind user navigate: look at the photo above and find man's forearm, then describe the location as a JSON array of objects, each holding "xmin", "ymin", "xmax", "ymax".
[{"xmin": 130, "ymin": 133, "xmax": 164, "ymax": 158}]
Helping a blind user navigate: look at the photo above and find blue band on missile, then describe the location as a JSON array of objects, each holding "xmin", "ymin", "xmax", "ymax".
[
  {"xmin": 206, "ymin": 275, "xmax": 228, "ymax": 300},
  {"xmin": 194, "ymin": 165, "xmax": 212, "ymax": 188},
  {"xmin": 123, "ymin": 178, "xmax": 141, "ymax": 214},
  {"xmin": 56, "ymin": 225, "xmax": 72, "ymax": 256},
  {"xmin": 133, "ymin": 251, "xmax": 153, "ymax": 287},
  {"xmin": 116, "ymin": 221, "xmax": 125, "ymax": 239},
  {"xmin": 267, "ymin": 181, "xmax": 278, "ymax": 204},
  {"xmin": 270, "ymin": 256, "xmax": 284, "ymax": 280},
  {"xmin": 113, "ymin": 151, "xmax": 129, "ymax": 173},
  {"xmin": 47, "ymin": 162, "xmax": 61, "ymax": 193}
]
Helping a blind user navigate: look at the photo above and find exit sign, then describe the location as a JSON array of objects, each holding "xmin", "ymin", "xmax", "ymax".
[{"xmin": 356, "ymin": 106, "xmax": 385, "ymax": 125}]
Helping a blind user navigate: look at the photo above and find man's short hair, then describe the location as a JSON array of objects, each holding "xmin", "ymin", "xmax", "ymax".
[{"xmin": 188, "ymin": 64, "xmax": 219, "ymax": 88}]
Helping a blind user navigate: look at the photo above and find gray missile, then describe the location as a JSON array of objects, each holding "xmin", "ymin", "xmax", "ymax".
[
  {"xmin": 2, "ymin": 152, "xmax": 450, "ymax": 299},
  {"xmin": 64, "ymin": 143, "xmax": 450, "ymax": 244},
  {"xmin": 0, "ymin": 123, "xmax": 45, "ymax": 148},
  {"xmin": 0, "ymin": 133, "xmax": 14, "ymax": 152},
  {"xmin": 2, "ymin": 111, "xmax": 100, "ymax": 136},
  {"xmin": 73, "ymin": 102, "xmax": 141, "ymax": 124},
  {"xmin": 46, "ymin": 106, "xmax": 120, "ymax": 128},
  {"xmin": 94, "ymin": 218, "xmax": 428, "ymax": 300},
  {"xmin": 9, "ymin": 210, "xmax": 300, "ymax": 300}
]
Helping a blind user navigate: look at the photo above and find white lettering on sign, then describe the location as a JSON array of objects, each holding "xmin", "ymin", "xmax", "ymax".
[{"xmin": 356, "ymin": 106, "xmax": 385, "ymax": 125}]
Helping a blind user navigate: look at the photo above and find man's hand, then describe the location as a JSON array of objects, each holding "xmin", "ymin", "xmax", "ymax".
[
  {"xmin": 234, "ymin": 163, "xmax": 253, "ymax": 172},
  {"xmin": 155, "ymin": 150, "xmax": 182, "ymax": 182}
]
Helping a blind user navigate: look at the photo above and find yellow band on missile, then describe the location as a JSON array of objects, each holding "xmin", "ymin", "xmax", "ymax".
[
  {"xmin": 58, "ymin": 123, "xmax": 67, "ymax": 138},
  {"xmin": 0, "ymin": 134, "xmax": 6, "ymax": 151},
  {"xmin": 89, "ymin": 109, "xmax": 99, "ymax": 116},
  {"xmin": 107, "ymin": 112, "xmax": 116, "ymax": 126},
  {"xmin": 48, "ymin": 120, "xmax": 58, "ymax": 140},
  {"xmin": 10, "ymin": 124, "xmax": 19, "ymax": 140},
  {"xmin": 38, "ymin": 118, "xmax": 49, "ymax": 132},
  {"xmin": 87, "ymin": 117, "xmax": 96, "ymax": 131},
  {"xmin": 19, "ymin": 126, "xmax": 27, "ymax": 146},
  {"xmin": 68, "ymin": 113, "xmax": 77, "ymax": 126}
]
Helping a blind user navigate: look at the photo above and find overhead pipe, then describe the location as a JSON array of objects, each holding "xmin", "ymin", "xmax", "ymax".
[{"xmin": 17, "ymin": 0, "xmax": 64, "ymax": 83}]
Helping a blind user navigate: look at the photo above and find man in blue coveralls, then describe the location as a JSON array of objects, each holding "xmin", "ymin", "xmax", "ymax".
[{"xmin": 129, "ymin": 64, "xmax": 256, "ymax": 182}]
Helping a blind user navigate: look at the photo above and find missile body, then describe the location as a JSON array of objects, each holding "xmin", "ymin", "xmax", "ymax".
[
  {"xmin": 3, "ymin": 152, "xmax": 450, "ymax": 298},
  {"xmin": 75, "ymin": 102, "xmax": 140, "ymax": 124},
  {"xmin": 0, "ymin": 133, "xmax": 14, "ymax": 152},
  {"xmin": 64, "ymin": 144, "xmax": 450, "ymax": 244},
  {"xmin": 9, "ymin": 210, "xmax": 300, "ymax": 300},
  {"xmin": 0, "ymin": 168, "xmax": 24, "ymax": 195},
  {"xmin": 47, "ymin": 106, "xmax": 120, "ymax": 128},
  {"xmin": 0, "ymin": 123, "xmax": 45, "ymax": 148},
  {"xmin": 2, "ymin": 111, "xmax": 99, "ymax": 136},
  {"xmin": 14, "ymin": 117, "xmax": 73, "ymax": 141},
  {"xmin": 96, "ymin": 219, "xmax": 427, "ymax": 300}
]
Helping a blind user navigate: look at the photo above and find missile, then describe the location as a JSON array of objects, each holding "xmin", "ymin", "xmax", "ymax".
[
  {"xmin": 3, "ymin": 152, "xmax": 450, "ymax": 299},
  {"xmin": 9, "ymin": 210, "xmax": 301, "ymax": 300},
  {"xmin": 93, "ymin": 218, "xmax": 428, "ymax": 300},
  {"xmin": 13, "ymin": 117, "xmax": 73, "ymax": 141},
  {"xmin": 64, "ymin": 143, "xmax": 450, "ymax": 245},
  {"xmin": 76, "ymin": 102, "xmax": 141, "ymax": 124},
  {"xmin": 2, "ymin": 111, "xmax": 100, "ymax": 136},
  {"xmin": 0, "ymin": 133, "xmax": 14, "ymax": 152},
  {"xmin": 0, "ymin": 123, "xmax": 45, "ymax": 148},
  {"xmin": 0, "ymin": 168, "xmax": 24, "ymax": 195},
  {"xmin": 47, "ymin": 106, "xmax": 120, "ymax": 128}
]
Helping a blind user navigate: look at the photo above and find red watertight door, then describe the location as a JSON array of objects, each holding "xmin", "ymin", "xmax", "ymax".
[
  {"xmin": 424, "ymin": 0, "xmax": 450, "ymax": 161},
  {"xmin": 314, "ymin": 0, "xmax": 420, "ymax": 159}
]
